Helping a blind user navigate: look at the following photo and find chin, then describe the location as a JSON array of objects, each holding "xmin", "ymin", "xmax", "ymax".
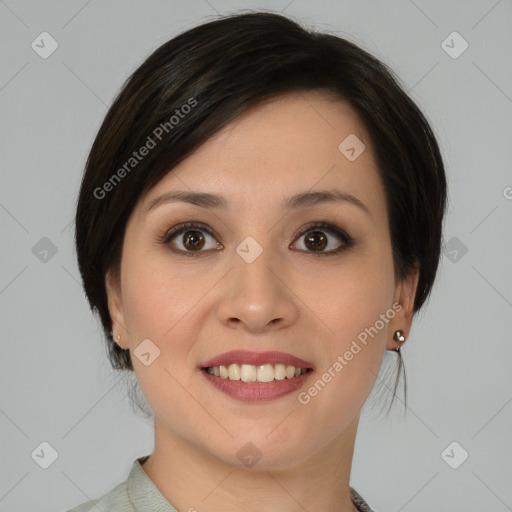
[{"xmin": 201, "ymin": 432, "xmax": 312, "ymax": 472}]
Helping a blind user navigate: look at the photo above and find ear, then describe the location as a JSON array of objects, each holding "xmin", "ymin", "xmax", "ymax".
[
  {"xmin": 387, "ymin": 266, "xmax": 420, "ymax": 351},
  {"xmin": 105, "ymin": 270, "xmax": 129, "ymax": 349}
]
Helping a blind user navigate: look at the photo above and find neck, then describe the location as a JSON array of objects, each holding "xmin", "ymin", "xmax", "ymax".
[{"xmin": 141, "ymin": 417, "xmax": 360, "ymax": 512}]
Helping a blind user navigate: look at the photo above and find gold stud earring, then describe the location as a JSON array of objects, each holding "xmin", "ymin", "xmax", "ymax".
[
  {"xmin": 393, "ymin": 330, "xmax": 405, "ymax": 343},
  {"xmin": 393, "ymin": 330, "xmax": 406, "ymax": 353}
]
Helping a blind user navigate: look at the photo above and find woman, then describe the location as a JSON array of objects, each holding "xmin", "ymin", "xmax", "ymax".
[{"xmin": 70, "ymin": 11, "xmax": 447, "ymax": 512}]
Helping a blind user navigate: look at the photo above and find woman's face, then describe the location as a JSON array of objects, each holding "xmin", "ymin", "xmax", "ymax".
[{"xmin": 106, "ymin": 91, "xmax": 418, "ymax": 470}]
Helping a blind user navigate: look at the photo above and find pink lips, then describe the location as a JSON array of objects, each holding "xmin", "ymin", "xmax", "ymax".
[
  {"xmin": 199, "ymin": 350, "xmax": 314, "ymax": 403},
  {"xmin": 200, "ymin": 350, "xmax": 314, "ymax": 369}
]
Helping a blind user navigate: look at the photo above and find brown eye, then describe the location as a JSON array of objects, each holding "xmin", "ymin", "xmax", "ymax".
[
  {"xmin": 160, "ymin": 222, "xmax": 223, "ymax": 256},
  {"xmin": 304, "ymin": 231, "xmax": 328, "ymax": 252},
  {"xmin": 292, "ymin": 222, "xmax": 355, "ymax": 256},
  {"xmin": 181, "ymin": 230, "xmax": 206, "ymax": 251}
]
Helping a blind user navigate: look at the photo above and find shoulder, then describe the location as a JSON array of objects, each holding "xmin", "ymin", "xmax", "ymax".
[{"xmin": 65, "ymin": 479, "xmax": 134, "ymax": 512}]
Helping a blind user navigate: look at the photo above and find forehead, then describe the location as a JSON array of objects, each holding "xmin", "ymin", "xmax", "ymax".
[{"xmin": 140, "ymin": 91, "xmax": 384, "ymax": 213}]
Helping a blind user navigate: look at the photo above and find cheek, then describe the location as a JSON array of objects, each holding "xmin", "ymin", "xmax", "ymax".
[
  {"xmin": 309, "ymin": 235, "xmax": 396, "ymax": 398},
  {"xmin": 119, "ymin": 248, "xmax": 216, "ymax": 395},
  {"xmin": 119, "ymin": 251, "xmax": 202, "ymax": 423},
  {"xmin": 120, "ymin": 249, "xmax": 208, "ymax": 341},
  {"xmin": 295, "ymin": 268, "xmax": 394, "ymax": 450},
  {"xmin": 320, "ymin": 240, "xmax": 395, "ymax": 342}
]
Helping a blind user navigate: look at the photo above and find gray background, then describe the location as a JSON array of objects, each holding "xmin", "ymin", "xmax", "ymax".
[{"xmin": 1, "ymin": 1, "xmax": 511, "ymax": 511}]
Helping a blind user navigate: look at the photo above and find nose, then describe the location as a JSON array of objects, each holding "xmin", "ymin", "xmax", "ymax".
[{"xmin": 215, "ymin": 244, "xmax": 299, "ymax": 333}]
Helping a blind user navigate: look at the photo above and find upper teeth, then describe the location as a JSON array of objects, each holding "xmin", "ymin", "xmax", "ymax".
[{"xmin": 206, "ymin": 363, "xmax": 307, "ymax": 382}]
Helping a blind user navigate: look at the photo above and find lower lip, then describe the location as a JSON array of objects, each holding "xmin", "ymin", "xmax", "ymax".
[{"xmin": 201, "ymin": 369, "xmax": 313, "ymax": 402}]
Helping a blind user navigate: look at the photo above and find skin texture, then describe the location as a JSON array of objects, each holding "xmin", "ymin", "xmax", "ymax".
[{"xmin": 106, "ymin": 91, "xmax": 419, "ymax": 512}]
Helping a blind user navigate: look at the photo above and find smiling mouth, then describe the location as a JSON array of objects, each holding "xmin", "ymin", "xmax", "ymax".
[{"xmin": 203, "ymin": 363, "xmax": 312, "ymax": 383}]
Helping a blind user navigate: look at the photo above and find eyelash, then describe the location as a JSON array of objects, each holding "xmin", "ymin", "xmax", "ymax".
[{"xmin": 157, "ymin": 221, "xmax": 355, "ymax": 258}]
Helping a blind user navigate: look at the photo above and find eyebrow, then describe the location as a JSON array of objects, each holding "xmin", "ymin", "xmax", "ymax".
[{"xmin": 146, "ymin": 189, "xmax": 369, "ymax": 215}]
